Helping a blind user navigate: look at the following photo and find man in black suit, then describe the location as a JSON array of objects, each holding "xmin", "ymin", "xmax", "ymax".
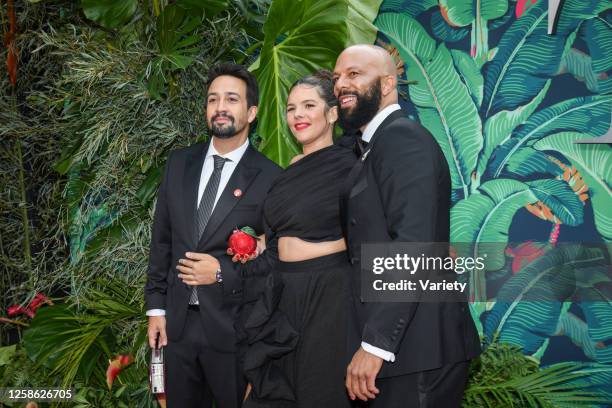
[
  {"xmin": 333, "ymin": 45, "xmax": 480, "ymax": 407},
  {"xmin": 145, "ymin": 63, "xmax": 281, "ymax": 408}
]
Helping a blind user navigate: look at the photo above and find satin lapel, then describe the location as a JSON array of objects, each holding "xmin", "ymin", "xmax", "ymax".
[
  {"xmin": 366, "ymin": 109, "xmax": 405, "ymax": 150},
  {"xmin": 183, "ymin": 142, "xmax": 209, "ymax": 248},
  {"xmin": 346, "ymin": 109, "xmax": 405, "ymax": 199},
  {"xmin": 197, "ymin": 146, "xmax": 260, "ymax": 247}
]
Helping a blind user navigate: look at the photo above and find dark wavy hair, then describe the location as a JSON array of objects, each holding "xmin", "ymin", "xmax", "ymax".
[
  {"xmin": 206, "ymin": 63, "xmax": 259, "ymax": 108},
  {"xmin": 289, "ymin": 69, "xmax": 338, "ymax": 111}
]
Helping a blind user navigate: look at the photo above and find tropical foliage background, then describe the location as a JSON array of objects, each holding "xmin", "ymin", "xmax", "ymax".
[{"xmin": 0, "ymin": 0, "xmax": 610, "ymax": 407}]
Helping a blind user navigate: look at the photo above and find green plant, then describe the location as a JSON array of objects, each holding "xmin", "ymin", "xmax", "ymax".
[{"xmin": 464, "ymin": 342, "xmax": 611, "ymax": 407}]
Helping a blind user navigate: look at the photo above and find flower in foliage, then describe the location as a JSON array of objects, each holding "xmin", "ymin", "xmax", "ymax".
[
  {"xmin": 5, "ymin": 293, "xmax": 52, "ymax": 319},
  {"xmin": 106, "ymin": 354, "xmax": 134, "ymax": 389},
  {"xmin": 516, "ymin": 0, "xmax": 538, "ymax": 18}
]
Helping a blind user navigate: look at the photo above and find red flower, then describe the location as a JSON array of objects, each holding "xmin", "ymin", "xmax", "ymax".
[
  {"xmin": 7, "ymin": 304, "xmax": 34, "ymax": 318},
  {"xmin": 106, "ymin": 354, "xmax": 134, "ymax": 389},
  {"xmin": 227, "ymin": 227, "xmax": 258, "ymax": 262},
  {"xmin": 4, "ymin": 0, "xmax": 18, "ymax": 88},
  {"xmin": 28, "ymin": 293, "xmax": 51, "ymax": 311},
  {"xmin": 505, "ymin": 241, "xmax": 545, "ymax": 274},
  {"xmin": 7, "ymin": 304, "xmax": 24, "ymax": 317},
  {"xmin": 516, "ymin": 0, "xmax": 538, "ymax": 18}
]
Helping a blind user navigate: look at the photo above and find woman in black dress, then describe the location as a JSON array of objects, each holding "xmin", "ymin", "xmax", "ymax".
[{"xmin": 239, "ymin": 71, "xmax": 356, "ymax": 407}]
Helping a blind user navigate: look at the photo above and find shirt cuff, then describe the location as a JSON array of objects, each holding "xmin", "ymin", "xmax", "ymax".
[
  {"xmin": 146, "ymin": 309, "xmax": 166, "ymax": 317},
  {"xmin": 361, "ymin": 342, "xmax": 395, "ymax": 362}
]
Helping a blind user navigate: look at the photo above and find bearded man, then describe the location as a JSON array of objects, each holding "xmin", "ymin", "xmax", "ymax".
[
  {"xmin": 145, "ymin": 63, "xmax": 281, "ymax": 408},
  {"xmin": 334, "ymin": 45, "xmax": 480, "ymax": 407}
]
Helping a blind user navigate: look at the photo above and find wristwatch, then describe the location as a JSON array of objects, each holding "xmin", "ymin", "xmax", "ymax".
[{"xmin": 215, "ymin": 267, "xmax": 223, "ymax": 283}]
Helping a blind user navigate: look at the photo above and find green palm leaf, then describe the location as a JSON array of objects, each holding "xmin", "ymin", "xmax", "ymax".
[
  {"xmin": 465, "ymin": 361, "xmax": 610, "ymax": 407},
  {"xmin": 24, "ymin": 305, "xmax": 113, "ymax": 388},
  {"xmin": 482, "ymin": 0, "xmax": 609, "ymax": 118},
  {"xmin": 376, "ymin": 13, "xmax": 482, "ymax": 197},
  {"xmin": 493, "ymin": 145, "xmax": 562, "ymax": 181},
  {"xmin": 556, "ymin": 311, "xmax": 599, "ymax": 361},
  {"xmin": 439, "ymin": 0, "xmax": 508, "ymax": 61},
  {"xmin": 527, "ymin": 179, "xmax": 584, "ymax": 226},
  {"xmin": 484, "ymin": 246, "xmax": 606, "ymax": 353},
  {"xmin": 379, "ymin": 0, "xmax": 436, "ymax": 16},
  {"xmin": 452, "ymin": 179, "xmax": 537, "ymax": 302},
  {"xmin": 576, "ymin": 287, "xmax": 612, "ymax": 364},
  {"xmin": 347, "ymin": 0, "xmax": 384, "ymax": 45},
  {"xmin": 452, "ymin": 179, "xmax": 537, "ymax": 267},
  {"xmin": 488, "ymin": 95, "xmax": 610, "ymax": 180},
  {"xmin": 252, "ymin": 0, "xmax": 348, "ymax": 167},
  {"xmin": 439, "ymin": 0, "xmax": 507, "ymax": 27},
  {"xmin": 23, "ymin": 282, "xmax": 141, "ymax": 388},
  {"xmin": 451, "ymin": 49, "xmax": 484, "ymax": 108},
  {"xmin": 580, "ymin": 14, "xmax": 612, "ymax": 78},
  {"xmin": 535, "ymin": 133, "xmax": 612, "ymax": 240},
  {"xmin": 558, "ymin": 48, "xmax": 609, "ymax": 93},
  {"xmin": 81, "ymin": 0, "xmax": 138, "ymax": 29},
  {"xmin": 477, "ymin": 82, "xmax": 550, "ymax": 180}
]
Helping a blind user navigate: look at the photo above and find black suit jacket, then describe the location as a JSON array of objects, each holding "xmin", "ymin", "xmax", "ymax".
[
  {"xmin": 145, "ymin": 141, "xmax": 282, "ymax": 352},
  {"xmin": 341, "ymin": 109, "xmax": 480, "ymax": 377}
]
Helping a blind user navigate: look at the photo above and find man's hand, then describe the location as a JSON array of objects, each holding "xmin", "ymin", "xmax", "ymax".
[
  {"xmin": 177, "ymin": 252, "xmax": 220, "ymax": 285},
  {"xmin": 243, "ymin": 383, "xmax": 252, "ymax": 402},
  {"xmin": 148, "ymin": 316, "xmax": 167, "ymax": 349},
  {"xmin": 346, "ymin": 347, "xmax": 383, "ymax": 401}
]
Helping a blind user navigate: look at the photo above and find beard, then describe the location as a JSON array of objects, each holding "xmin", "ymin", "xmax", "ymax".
[
  {"xmin": 209, "ymin": 113, "xmax": 244, "ymax": 139},
  {"xmin": 338, "ymin": 79, "xmax": 382, "ymax": 131}
]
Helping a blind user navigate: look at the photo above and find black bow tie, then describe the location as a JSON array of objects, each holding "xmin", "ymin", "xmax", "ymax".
[{"xmin": 353, "ymin": 131, "xmax": 368, "ymax": 155}]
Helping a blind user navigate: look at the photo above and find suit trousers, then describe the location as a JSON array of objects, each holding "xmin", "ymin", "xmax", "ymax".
[
  {"xmin": 165, "ymin": 307, "xmax": 245, "ymax": 408},
  {"xmin": 352, "ymin": 360, "xmax": 471, "ymax": 408}
]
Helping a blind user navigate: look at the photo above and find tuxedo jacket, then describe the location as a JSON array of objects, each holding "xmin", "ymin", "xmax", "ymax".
[
  {"xmin": 340, "ymin": 109, "xmax": 481, "ymax": 377},
  {"xmin": 145, "ymin": 141, "xmax": 282, "ymax": 352}
]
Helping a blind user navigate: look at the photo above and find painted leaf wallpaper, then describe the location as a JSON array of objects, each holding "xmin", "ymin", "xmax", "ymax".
[{"xmin": 375, "ymin": 0, "xmax": 612, "ymax": 401}]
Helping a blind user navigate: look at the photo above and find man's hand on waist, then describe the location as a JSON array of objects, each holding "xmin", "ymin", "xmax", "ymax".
[{"xmin": 177, "ymin": 252, "xmax": 220, "ymax": 285}]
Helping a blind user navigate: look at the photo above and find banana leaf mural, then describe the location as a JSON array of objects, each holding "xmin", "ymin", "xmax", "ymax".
[{"xmin": 373, "ymin": 0, "xmax": 612, "ymax": 404}]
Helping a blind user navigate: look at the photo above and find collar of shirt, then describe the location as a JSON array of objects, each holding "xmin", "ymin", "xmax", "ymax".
[
  {"xmin": 205, "ymin": 137, "xmax": 250, "ymax": 163},
  {"xmin": 361, "ymin": 103, "xmax": 401, "ymax": 143}
]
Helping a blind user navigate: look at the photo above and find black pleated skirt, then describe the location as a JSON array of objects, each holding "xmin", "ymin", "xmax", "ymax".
[{"xmin": 242, "ymin": 251, "xmax": 352, "ymax": 408}]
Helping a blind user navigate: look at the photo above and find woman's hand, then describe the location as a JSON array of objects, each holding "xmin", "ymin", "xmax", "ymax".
[
  {"xmin": 256, "ymin": 234, "xmax": 266, "ymax": 255},
  {"xmin": 229, "ymin": 234, "xmax": 266, "ymax": 263}
]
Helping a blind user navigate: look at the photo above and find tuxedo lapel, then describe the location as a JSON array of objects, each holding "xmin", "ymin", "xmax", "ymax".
[
  {"xmin": 365, "ymin": 109, "xmax": 404, "ymax": 151},
  {"xmin": 197, "ymin": 145, "xmax": 260, "ymax": 247},
  {"xmin": 345, "ymin": 109, "xmax": 405, "ymax": 199},
  {"xmin": 183, "ymin": 142, "xmax": 209, "ymax": 248}
]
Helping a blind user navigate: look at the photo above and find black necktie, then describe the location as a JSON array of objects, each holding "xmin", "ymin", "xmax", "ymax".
[{"xmin": 189, "ymin": 154, "xmax": 229, "ymax": 304}]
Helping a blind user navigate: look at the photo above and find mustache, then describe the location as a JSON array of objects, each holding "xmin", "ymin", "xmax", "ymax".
[
  {"xmin": 338, "ymin": 90, "xmax": 359, "ymax": 98},
  {"xmin": 211, "ymin": 113, "xmax": 235, "ymax": 122}
]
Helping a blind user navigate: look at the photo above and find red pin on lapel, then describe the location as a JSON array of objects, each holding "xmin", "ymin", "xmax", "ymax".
[{"xmin": 233, "ymin": 188, "xmax": 242, "ymax": 197}]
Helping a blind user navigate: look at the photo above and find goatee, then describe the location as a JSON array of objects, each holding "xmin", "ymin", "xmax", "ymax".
[
  {"xmin": 210, "ymin": 114, "xmax": 241, "ymax": 139},
  {"xmin": 338, "ymin": 79, "xmax": 382, "ymax": 131}
]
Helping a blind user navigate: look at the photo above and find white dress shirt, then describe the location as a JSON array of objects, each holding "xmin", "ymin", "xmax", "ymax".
[
  {"xmin": 146, "ymin": 138, "xmax": 250, "ymax": 317},
  {"xmin": 361, "ymin": 103, "xmax": 401, "ymax": 143},
  {"xmin": 358, "ymin": 103, "xmax": 402, "ymax": 363}
]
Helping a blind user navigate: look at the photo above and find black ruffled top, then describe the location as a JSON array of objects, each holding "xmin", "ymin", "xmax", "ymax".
[{"xmin": 263, "ymin": 144, "xmax": 357, "ymax": 242}]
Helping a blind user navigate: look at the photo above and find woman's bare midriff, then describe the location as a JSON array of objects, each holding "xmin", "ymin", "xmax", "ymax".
[{"xmin": 278, "ymin": 236, "xmax": 346, "ymax": 262}]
